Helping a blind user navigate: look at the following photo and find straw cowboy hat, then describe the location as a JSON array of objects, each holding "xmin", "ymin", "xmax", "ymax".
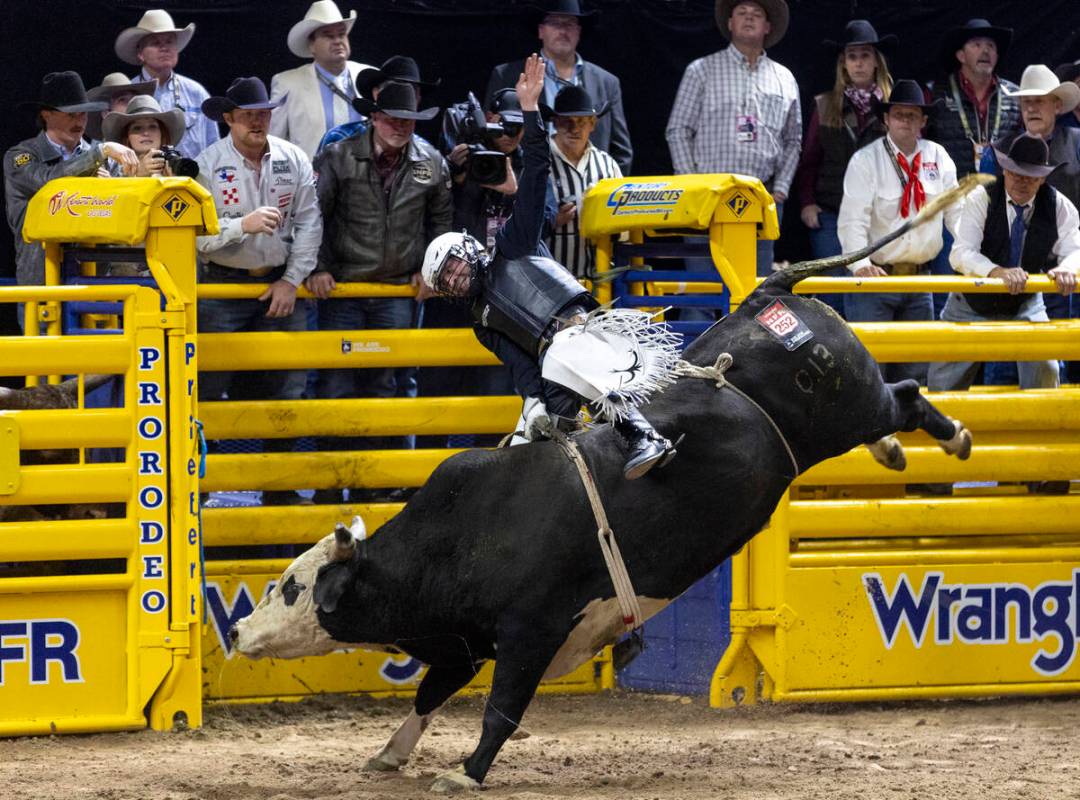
[
  {"xmin": 288, "ymin": 1, "xmax": 357, "ymax": 59},
  {"xmin": 715, "ymin": 0, "xmax": 789, "ymax": 49},
  {"xmin": 993, "ymin": 133, "xmax": 1060, "ymax": 178},
  {"xmin": 87, "ymin": 72, "xmax": 156, "ymax": 104},
  {"xmin": 19, "ymin": 71, "xmax": 107, "ymax": 113},
  {"xmin": 115, "ymin": 9, "xmax": 196, "ymax": 66},
  {"xmin": 1005, "ymin": 64, "xmax": 1080, "ymax": 113},
  {"xmin": 202, "ymin": 77, "xmax": 285, "ymax": 122},
  {"xmin": 102, "ymin": 94, "xmax": 186, "ymax": 146},
  {"xmin": 353, "ymin": 81, "xmax": 439, "ymax": 120}
]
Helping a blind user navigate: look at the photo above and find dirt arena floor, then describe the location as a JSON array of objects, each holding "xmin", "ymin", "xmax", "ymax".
[{"xmin": 2, "ymin": 691, "xmax": 1078, "ymax": 800}]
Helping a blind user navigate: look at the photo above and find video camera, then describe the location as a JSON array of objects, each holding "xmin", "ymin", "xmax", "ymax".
[
  {"xmin": 158, "ymin": 145, "xmax": 199, "ymax": 179},
  {"xmin": 441, "ymin": 91, "xmax": 510, "ymax": 185}
]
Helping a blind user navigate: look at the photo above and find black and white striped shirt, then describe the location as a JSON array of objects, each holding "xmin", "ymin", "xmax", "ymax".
[{"xmin": 547, "ymin": 138, "xmax": 622, "ymax": 278}]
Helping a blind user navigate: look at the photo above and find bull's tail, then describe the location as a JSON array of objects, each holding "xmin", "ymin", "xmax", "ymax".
[{"xmin": 759, "ymin": 173, "xmax": 995, "ymax": 295}]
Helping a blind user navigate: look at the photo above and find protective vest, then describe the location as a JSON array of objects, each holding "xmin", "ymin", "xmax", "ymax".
[
  {"xmin": 472, "ymin": 253, "xmax": 596, "ymax": 355},
  {"xmin": 928, "ymin": 75, "xmax": 1021, "ymax": 178},
  {"xmin": 814, "ymin": 95, "xmax": 884, "ymax": 213},
  {"xmin": 966, "ymin": 181, "xmax": 1057, "ymax": 317}
]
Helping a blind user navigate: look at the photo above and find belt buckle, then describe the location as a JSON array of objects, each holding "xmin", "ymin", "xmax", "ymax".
[
  {"xmin": 249, "ymin": 266, "xmax": 273, "ymax": 278},
  {"xmin": 891, "ymin": 263, "xmax": 918, "ymax": 276}
]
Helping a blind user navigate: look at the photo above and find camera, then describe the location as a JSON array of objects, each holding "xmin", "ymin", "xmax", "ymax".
[
  {"xmin": 441, "ymin": 91, "xmax": 508, "ymax": 185},
  {"xmin": 158, "ymin": 145, "xmax": 199, "ymax": 178}
]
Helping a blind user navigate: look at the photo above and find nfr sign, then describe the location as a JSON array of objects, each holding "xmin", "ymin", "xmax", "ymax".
[{"xmin": 0, "ymin": 619, "xmax": 82, "ymax": 685}]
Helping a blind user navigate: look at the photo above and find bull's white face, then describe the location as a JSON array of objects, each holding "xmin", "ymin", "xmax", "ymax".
[{"xmin": 232, "ymin": 517, "xmax": 365, "ymax": 660}]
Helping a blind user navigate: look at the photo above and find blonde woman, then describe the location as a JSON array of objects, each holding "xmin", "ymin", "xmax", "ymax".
[{"xmin": 797, "ymin": 20, "xmax": 895, "ymax": 315}]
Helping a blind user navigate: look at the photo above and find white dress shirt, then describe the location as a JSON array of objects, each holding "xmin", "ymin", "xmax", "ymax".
[
  {"xmin": 949, "ymin": 184, "xmax": 1080, "ymax": 276},
  {"xmin": 838, "ymin": 134, "xmax": 961, "ymax": 272}
]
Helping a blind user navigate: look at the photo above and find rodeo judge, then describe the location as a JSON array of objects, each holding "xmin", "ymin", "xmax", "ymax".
[{"xmin": 420, "ymin": 55, "xmax": 681, "ymax": 480}]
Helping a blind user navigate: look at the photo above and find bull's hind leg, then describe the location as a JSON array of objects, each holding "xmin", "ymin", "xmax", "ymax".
[
  {"xmin": 365, "ymin": 660, "xmax": 482, "ymax": 772},
  {"xmin": 431, "ymin": 633, "xmax": 562, "ymax": 793},
  {"xmin": 887, "ymin": 379, "xmax": 972, "ymax": 460}
]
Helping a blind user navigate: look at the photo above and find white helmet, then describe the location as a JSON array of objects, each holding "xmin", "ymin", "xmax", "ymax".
[{"xmin": 421, "ymin": 231, "xmax": 486, "ymax": 296}]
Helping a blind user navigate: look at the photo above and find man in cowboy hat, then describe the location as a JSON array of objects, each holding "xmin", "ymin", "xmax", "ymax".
[
  {"xmin": 316, "ymin": 55, "xmax": 440, "ymax": 154},
  {"xmin": 3, "ymin": 71, "xmax": 138, "ymax": 291},
  {"xmin": 838, "ymin": 79, "xmax": 961, "ymax": 384},
  {"xmin": 929, "ymin": 134, "xmax": 1080, "ymax": 425},
  {"xmin": 546, "ymin": 84, "xmax": 622, "ymax": 278},
  {"xmin": 486, "ymin": 0, "xmax": 632, "ymax": 174},
  {"xmin": 1054, "ymin": 61, "xmax": 1080, "ymax": 130},
  {"xmin": 194, "ymin": 77, "xmax": 323, "ymax": 506},
  {"xmin": 666, "ymin": 0, "xmax": 801, "ymax": 277},
  {"xmin": 306, "ymin": 80, "xmax": 451, "ymax": 501},
  {"xmin": 85, "ymin": 72, "xmax": 156, "ymax": 141},
  {"xmin": 269, "ymin": 0, "xmax": 372, "ymax": 158},
  {"xmin": 115, "ymin": 9, "xmax": 219, "ymax": 160}
]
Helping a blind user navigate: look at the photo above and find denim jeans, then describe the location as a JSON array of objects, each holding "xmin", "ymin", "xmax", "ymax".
[
  {"xmin": 927, "ymin": 228, "xmax": 955, "ymax": 318},
  {"xmin": 927, "ymin": 293, "xmax": 1060, "ymax": 391},
  {"xmin": 806, "ymin": 209, "xmax": 846, "ymax": 318},
  {"xmin": 843, "ymin": 290, "xmax": 934, "ymax": 384},
  {"xmin": 316, "ymin": 295, "xmax": 417, "ymax": 451}
]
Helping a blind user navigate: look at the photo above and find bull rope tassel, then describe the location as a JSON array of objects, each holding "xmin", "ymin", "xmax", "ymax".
[
  {"xmin": 549, "ymin": 428, "xmax": 643, "ymax": 633},
  {"xmin": 675, "ymin": 353, "xmax": 801, "ymax": 478}
]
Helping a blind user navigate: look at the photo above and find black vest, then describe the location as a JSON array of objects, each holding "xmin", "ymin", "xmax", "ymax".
[
  {"xmin": 472, "ymin": 253, "xmax": 597, "ymax": 355},
  {"xmin": 927, "ymin": 75, "xmax": 1022, "ymax": 178},
  {"xmin": 965, "ymin": 181, "xmax": 1058, "ymax": 317},
  {"xmin": 813, "ymin": 95, "xmax": 884, "ymax": 213}
]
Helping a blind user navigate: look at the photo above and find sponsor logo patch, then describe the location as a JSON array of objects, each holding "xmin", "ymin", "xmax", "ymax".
[
  {"xmin": 46, "ymin": 191, "xmax": 118, "ymax": 218},
  {"xmin": 13, "ymin": 153, "xmax": 31, "ymax": 168},
  {"xmin": 754, "ymin": 299, "xmax": 813, "ymax": 351},
  {"xmin": 726, "ymin": 189, "xmax": 752, "ymax": 218},
  {"xmin": 216, "ymin": 167, "xmax": 236, "ymax": 183},
  {"xmin": 412, "ymin": 162, "xmax": 433, "ymax": 183},
  {"xmin": 221, "ymin": 187, "xmax": 240, "ymax": 206},
  {"xmin": 161, "ymin": 194, "xmax": 190, "ymax": 222},
  {"xmin": 272, "ymin": 159, "xmax": 290, "ymax": 175},
  {"xmin": 605, "ymin": 181, "xmax": 684, "ymax": 219}
]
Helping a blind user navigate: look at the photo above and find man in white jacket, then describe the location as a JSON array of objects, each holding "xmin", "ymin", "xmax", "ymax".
[{"xmin": 269, "ymin": 1, "xmax": 371, "ymax": 158}]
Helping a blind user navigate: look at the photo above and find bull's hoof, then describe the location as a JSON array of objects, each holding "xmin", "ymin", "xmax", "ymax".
[
  {"xmin": 940, "ymin": 419, "xmax": 972, "ymax": 461},
  {"xmin": 866, "ymin": 435, "xmax": 906, "ymax": 471},
  {"xmin": 364, "ymin": 746, "xmax": 406, "ymax": 772},
  {"xmin": 430, "ymin": 765, "xmax": 480, "ymax": 794}
]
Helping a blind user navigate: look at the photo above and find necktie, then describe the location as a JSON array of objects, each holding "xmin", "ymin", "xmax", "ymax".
[
  {"xmin": 1007, "ymin": 202, "xmax": 1027, "ymax": 267},
  {"xmin": 897, "ymin": 151, "xmax": 925, "ymax": 218}
]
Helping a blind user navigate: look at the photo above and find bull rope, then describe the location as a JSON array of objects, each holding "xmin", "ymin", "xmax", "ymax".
[
  {"xmin": 675, "ymin": 353, "xmax": 801, "ymax": 478},
  {"xmin": 549, "ymin": 428, "xmax": 643, "ymax": 633}
]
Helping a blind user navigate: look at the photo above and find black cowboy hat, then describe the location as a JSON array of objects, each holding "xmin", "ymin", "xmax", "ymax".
[
  {"xmin": 355, "ymin": 56, "xmax": 441, "ymax": 99},
  {"xmin": 874, "ymin": 79, "xmax": 942, "ymax": 118},
  {"xmin": 353, "ymin": 80, "xmax": 439, "ymax": 120},
  {"xmin": 20, "ymin": 71, "xmax": 107, "ymax": 114},
  {"xmin": 1055, "ymin": 60, "xmax": 1080, "ymax": 86},
  {"xmin": 823, "ymin": 20, "xmax": 897, "ymax": 55},
  {"xmin": 939, "ymin": 19, "xmax": 1012, "ymax": 76},
  {"xmin": 488, "ymin": 88, "xmax": 524, "ymax": 124},
  {"xmin": 530, "ymin": 0, "xmax": 598, "ymax": 29},
  {"xmin": 715, "ymin": 0, "xmax": 789, "ymax": 50},
  {"xmin": 202, "ymin": 77, "xmax": 285, "ymax": 122},
  {"xmin": 539, "ymin": 84, "xmax": 610, "ymax": 121},
  {"xmin": 993, "ymin": 133, "xmax": 1060, "ymax": 178}
]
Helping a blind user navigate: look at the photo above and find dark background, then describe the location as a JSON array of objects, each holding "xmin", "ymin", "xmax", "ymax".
[{"xmin": 1, "ymin": 0, "xmax": 1078, "ymax": 275}]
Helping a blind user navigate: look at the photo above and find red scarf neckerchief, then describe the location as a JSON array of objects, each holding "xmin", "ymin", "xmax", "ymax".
[{"xmin": 896, "ymin": 151, "xmax": 925, "ymax": 218}]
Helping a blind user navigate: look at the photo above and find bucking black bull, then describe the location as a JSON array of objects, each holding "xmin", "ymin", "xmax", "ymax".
[{"xmin": 231, "ymin": 178, "xmax": 985, "ymax": 793}]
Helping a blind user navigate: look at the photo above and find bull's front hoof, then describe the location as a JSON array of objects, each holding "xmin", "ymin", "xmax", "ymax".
[
  {"xmin": 364, "ymin": 746, "xmax": 407, "ymax": 772},
  {"xmin": 940, "ymin": 419, "xmax": 973, "ymax": 461},
  {"xmin": 430, "ymin": 765, "xmax": 480, "ymax": 794}
]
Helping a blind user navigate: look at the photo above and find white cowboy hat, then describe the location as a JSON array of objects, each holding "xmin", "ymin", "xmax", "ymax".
[
  {"xmin": 114, "ymin": 10, "xmax": 196, "ymax": 66},
  {"xmin": 287, "ymin": 1, "xmax": 357, "ymax": 59},
  {"xmin": 1004, "ymin": 64, "xmax": 1080, "ymax": 113}
]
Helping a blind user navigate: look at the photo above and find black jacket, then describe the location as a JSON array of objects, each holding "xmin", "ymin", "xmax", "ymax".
[{"xmin": 927, "ymin": 74, "xmax": 1021, "ymax": 178}]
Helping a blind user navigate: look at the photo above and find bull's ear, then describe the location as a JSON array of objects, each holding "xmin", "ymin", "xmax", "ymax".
[
  {"xmin": 332, "ymin": 522, "xmax": 356, "ymax": 562},
  {"xmin": 313, "ymin": 561, "xmax": 353, "ymax": 614}
]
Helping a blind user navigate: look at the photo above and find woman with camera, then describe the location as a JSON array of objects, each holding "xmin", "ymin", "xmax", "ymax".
[{"xmin": 102, "ymin": 94, "xmax": 187, "ymax": 177}]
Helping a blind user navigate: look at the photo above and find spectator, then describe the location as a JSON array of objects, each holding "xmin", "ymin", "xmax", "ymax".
[
  {"xmin": 1054, "ymin": 61, "xmax": 1080, "ymax": 130},
  {"xmin": 545, "ymin": 84, "xmax": 622, "ymax": 278},
  {"xmin": 837, "ymin": 80, "xmax": 960, "ymax": 384},
  {"xmin": 85, "ymin": 72, "xmax": 155, "ymax": 141},
  {"xmin": 486, "ymin": 0, "xmax": 632, "ymax": 174},
  {"xmin": 195, "ymin": 77, "xmax": 323, "ymax": 506},
  {"xmin": 269, "ymin": 0, "xmax": 371, "ymax": 159},
  {"xmin": 4, "ymin": 72, "xmax": 137, "ymax": 294},
  {"xmin": 666, "ymin": 0, "xmax": 800, "ymax": 277},
  {"xmin": 797, "ymin": 19, "xmax": 895, "ymax": 316},
  {"xmin": 307, "ymin": 81, "xmax": 452, "ymax": 504},
  {"xmin": 928, "ymin": 134, "xmax": 1078, "ymax": 393},
  {"xmin": 115, "ymin": 9, "xmax": 220, "ymax": 160},
  {"xmin": 317, "ymin": 56, "xmax": 439, "ymax": 153}
]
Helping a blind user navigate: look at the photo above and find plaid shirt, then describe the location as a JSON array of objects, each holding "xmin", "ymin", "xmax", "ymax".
[{"xmin": 666, "ymin": 46, "xmax": 802, "ymax": 196}]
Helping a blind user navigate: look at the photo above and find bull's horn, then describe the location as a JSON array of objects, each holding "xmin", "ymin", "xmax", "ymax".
[
  {"xmin": 349, "ymin": 515, "xmax": 367, "ymax": 542},
  {"xmin": 57, "ymin": 374, "xmax": 114, "ymax": 399},
  {"xmin": 332, "ymin": 522, "xmax": 356, "ymax": 561}
]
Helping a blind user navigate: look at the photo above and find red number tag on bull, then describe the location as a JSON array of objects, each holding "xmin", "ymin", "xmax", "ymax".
[{"xmin": 755, "ymin": 299, "xmax": 814, "ymax": 351}]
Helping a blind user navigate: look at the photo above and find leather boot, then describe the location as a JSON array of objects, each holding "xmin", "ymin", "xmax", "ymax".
[{"xmin": 613, "ymin": 408, "xmax": 676, "ymax": 480}]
